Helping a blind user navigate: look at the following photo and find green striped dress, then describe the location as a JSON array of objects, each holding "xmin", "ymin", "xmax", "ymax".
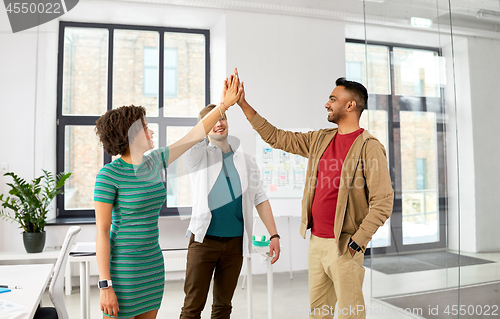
[{"xmin": 94, "ymin": 147, "xmax": 169, "ymax": 318}]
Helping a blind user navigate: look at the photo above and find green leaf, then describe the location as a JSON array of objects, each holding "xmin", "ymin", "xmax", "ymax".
[
  {"xmin": 1, "ymin": 170, "xmax": 71, "ymax": 232},
  {"xmin": 55, "ymin": 172, "xmax": 72, "ymax": 189}
]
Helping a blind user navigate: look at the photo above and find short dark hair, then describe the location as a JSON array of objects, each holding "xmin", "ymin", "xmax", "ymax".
[
  {"xmin": 335, "ymin": 77, "xmax": 368, "ymax": 115},
  {"xmin": 95, "ymin": 105, "xmax": 146, "ymax": 156},
  {"xmin": 198, "ymin": 104, "xmax": 227, "ymax": 122}
]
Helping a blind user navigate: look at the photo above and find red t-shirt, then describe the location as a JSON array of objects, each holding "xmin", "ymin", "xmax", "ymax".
[{"xmin": 311, "ymin": 128, "xmax": 364, "ymax": 238}]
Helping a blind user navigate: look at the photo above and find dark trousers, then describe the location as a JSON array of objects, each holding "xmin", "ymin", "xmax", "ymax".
[{"xmin": 180, "ymin": 235, "xmax": 244, "ymax": 319}]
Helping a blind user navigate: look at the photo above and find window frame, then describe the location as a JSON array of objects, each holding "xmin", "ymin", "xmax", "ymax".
[
  {"xmin": 346, "ymin": 39, "xmax": 448, "ymax": 254},
  {"xmin": 56, "ymin": 21, "xmax": 210, "ymax": 218}
]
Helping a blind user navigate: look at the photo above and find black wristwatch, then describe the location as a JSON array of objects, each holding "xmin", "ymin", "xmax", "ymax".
[{"xmin": 348, "ymin": 238, "xmax": 362, "ymax": 252}]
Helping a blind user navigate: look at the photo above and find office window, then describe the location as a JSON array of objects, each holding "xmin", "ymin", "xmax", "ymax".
[
  {"xmin": 416, "ymin": 158, "xmax": 427, "ymax": 190},
  {"xmin": 345, "ymin": 42, "xmax": 391, "ymax": 95},
  {"xmin": 165, "ymin": 126, "xmax": 192, "ymax": 207},
  {"xmin": 393, "ymin": 48, "xmax": 441, "ymax": 98},
  {"xmin": 346, "ymin": 61, "xmax": 363, "ymax": 84},
  {"xmin": 143, "ymin": 47, "xmax": 159, "ymax": 97},
  {"xmin": 144, "ymin": 47, "xmax": 178, "ymax": 98},
  {"xmin": 346, "ymin": 40, "xmax": 446, "ymax": 251},
  {"xmin": 57, "ymin": 22, "xmax": 209, "ymax": 218},
  {"xmin": 164, "ymin": 48, "xmax": 178, "ymax": 97},
  {"xmin": 62, "ymin": 27, "xmax": 109, "ymax": 116}
]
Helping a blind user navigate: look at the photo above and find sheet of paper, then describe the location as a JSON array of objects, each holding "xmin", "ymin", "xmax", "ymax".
[
  {"xmin": 0, "ymin": 298, "xmax": 26, "ymax": 316},
  {"xmin": 70, "ymin": 242, "xmax": 96, "ymax": 255}
]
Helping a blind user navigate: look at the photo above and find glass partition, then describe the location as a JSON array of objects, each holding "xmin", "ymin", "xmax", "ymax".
[
  {"xmin": 357, "ymin": 0, "xmax": 454, "ymax": 311},
  {"xmin": 349, "ymin": 1, "xmax": 500, "ymax": 318}
]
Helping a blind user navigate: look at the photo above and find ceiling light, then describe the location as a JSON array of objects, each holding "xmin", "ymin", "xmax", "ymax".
[
  {"xmin": 476, "ymin": 9, "xmax": 500, "ymax": 20},
  {"xmin": 411, "ymin": 17, "xmax": 433, "ymax": 28}
]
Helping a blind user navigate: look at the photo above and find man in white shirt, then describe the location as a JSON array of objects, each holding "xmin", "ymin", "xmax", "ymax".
[{"xmin": 180, "ymin": 104, "xmax": 281, "ymax": 319}]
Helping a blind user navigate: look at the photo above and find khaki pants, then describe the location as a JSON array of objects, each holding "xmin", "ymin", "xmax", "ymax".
[
  {"xmin": 308, "ymin": 234, "xmax": 366, "ymax": 319},
  {"xmin": 180, "ymin": 235, "xmax": 243, "ymax": 319}
]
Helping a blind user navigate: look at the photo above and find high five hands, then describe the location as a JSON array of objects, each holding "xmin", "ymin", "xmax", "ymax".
[
  {"xmin": 221, "ymin": 69, "xmax": 256, "ymax": 120},
  {"xmin": 221, "ymin": 68, "xmax": 246, "ymax": 107},
  {"xmin": 221, "ymin": 68, "xmax": 244, "ymax": 110}
]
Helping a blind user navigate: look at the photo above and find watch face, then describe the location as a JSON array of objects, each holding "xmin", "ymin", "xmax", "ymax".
[
  {"xmin": 350, "ymin": 240, "xmax": 361, "ymax": 251},
  {"xmin": 98, "ymin": 280, "xmax": 108, "ymax": 289}
]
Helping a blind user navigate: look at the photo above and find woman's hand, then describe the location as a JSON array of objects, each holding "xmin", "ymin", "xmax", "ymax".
[
  {"xmin": 100, "ymin": 287, "xmax": 120, "ymax": 318},
  {"xmin": 220, "ymin": 77, "xmax": 228, "ymax": 103},
  {"xmin": 222, "ymin": 68, "xmax": 243, "ymax": 109}
]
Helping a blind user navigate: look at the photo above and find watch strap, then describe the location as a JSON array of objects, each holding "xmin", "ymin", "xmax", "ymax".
[{"xmin": 349, "ymin": 239, "xmax": 362, "ymax": 252}]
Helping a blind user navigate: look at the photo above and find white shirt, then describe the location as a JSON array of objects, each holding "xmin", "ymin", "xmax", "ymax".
[{"xmin": 184, "ymin": 137, "xmax": 268, "ymax": 257}]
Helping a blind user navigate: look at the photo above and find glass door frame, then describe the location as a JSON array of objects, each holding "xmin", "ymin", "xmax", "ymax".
[{"xmin": 347, "ymin": 39, "xmax": 448, "ymax": 255}]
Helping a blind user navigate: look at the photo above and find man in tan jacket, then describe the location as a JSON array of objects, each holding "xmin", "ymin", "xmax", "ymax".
[{"xmin": 236, "ymin": 76, "xmax": 394, "ymax": 319}]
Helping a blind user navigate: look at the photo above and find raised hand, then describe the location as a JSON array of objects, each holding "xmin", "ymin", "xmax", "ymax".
[
  {"xmin": 231, "ymin": 69, "xmax": 256, "ymax": 119},
  {"xmin": 222, "ymin": 68, "xmax": 242, "ymax": 109},
  {"xmin": 237, "ymin": 81, "xmax": 246, "ymax": 106},
  {"xmin": 220, "ymin": 78, "xmax": 228, "ymax": 104}
]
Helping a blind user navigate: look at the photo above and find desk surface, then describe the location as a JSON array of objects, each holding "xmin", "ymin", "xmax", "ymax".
[
  {"xmin": 0, "ymin": 250, "xmax": 60, "ymax": 261},
  {"xmin": 0, "ymin": 264, "xmax": 54, "ymax": 319}
]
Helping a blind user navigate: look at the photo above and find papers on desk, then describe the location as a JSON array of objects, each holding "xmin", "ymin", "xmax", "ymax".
[
  {"xmin": 0, "ymin": 298, "xmax": 26, "ymax": 316},
  {"xmin": 70, "ymin": 242, "xmax": 96, "ymax": 256}
]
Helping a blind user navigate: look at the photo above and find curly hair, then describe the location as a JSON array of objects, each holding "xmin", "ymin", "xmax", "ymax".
[{"xmin": 95, "ymin": 105, "xmax": 146, "ymax": 156}]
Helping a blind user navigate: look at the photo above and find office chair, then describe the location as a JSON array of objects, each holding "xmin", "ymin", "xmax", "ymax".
[{"xmin": 35, "ymin": 226, "xmax": 81, "ymax": 319}]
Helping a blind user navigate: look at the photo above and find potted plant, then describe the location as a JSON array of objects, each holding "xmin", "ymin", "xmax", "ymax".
[{"xmin": 0, "ymin": 170, "xmax": 72, "ymax": 253}]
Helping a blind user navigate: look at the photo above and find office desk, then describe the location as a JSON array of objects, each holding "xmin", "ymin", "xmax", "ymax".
[
  {"xmin": 0, "ymin": 246, "xmax": 96, "ymax": 319},
  {"xmin": 0, "ymin": 249, "xmax": 75, "ymax": 295},
  {"xmin": 0, "ymin": 264, "xmax": 54, "ymax": 319}
]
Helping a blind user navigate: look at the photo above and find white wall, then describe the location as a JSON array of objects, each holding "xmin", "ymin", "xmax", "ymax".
[
  {"xmin": 443, "ymin": 36, "xmax": 500, "ymax": 253},
  {"xmin": 467, "ymin": 37, "xmax": 500, "ymax": 252},
  {"xmin": 0, "ymin": 8, "xmax": 39, "ymax": 252},
  {"xmin": 443, "ymin": 37, "xmax": 477, "ymax": 252}
]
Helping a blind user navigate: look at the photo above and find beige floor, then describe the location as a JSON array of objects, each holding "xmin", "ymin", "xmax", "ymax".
[
  {"xmin": 43, "ymin": 251, "xmax": 500, "ymax": 319},
  {"xmin": 43, "ymin": 271, "xmax": 419, "ymax": 319}
]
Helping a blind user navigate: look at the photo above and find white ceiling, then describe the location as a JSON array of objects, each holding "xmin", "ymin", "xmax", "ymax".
[
  {"xmin": 228, "ymin": 0, "xmax": 500, "ymax": 13},
  {"xmin": 225, "ymin": 0, "xmax": 500, "ymax": 31}
]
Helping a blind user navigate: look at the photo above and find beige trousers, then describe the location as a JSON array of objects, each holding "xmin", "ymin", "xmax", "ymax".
[{"xmin": 308, "ymin": 234, "xmax": 366, "ymax": 319}]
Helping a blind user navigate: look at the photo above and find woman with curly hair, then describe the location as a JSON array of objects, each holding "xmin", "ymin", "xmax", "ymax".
[{"xmin": 93, "ymin": 71, "xmax": 242, "ymax": 319}]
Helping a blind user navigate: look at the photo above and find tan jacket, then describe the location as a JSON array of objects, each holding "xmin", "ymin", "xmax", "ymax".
[{"xmin": 249, "ymin": 113, "xmax": 394, "ymax": 255}]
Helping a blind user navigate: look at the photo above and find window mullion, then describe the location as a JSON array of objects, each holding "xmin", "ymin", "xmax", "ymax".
[
  {"xmin": 104, "ymin": 27, "xmax": 114, "ymax": 166},
  {"xmin": 159, "ymin": 31, "xmax": 164, "ymax": 113},
  {"xmin": 204, "ymin": 32, "xmax": 210, "ymax": 104},
  {"xmin": 107, "ymin": 28, "xmax": 114, "ymax": 112}
]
